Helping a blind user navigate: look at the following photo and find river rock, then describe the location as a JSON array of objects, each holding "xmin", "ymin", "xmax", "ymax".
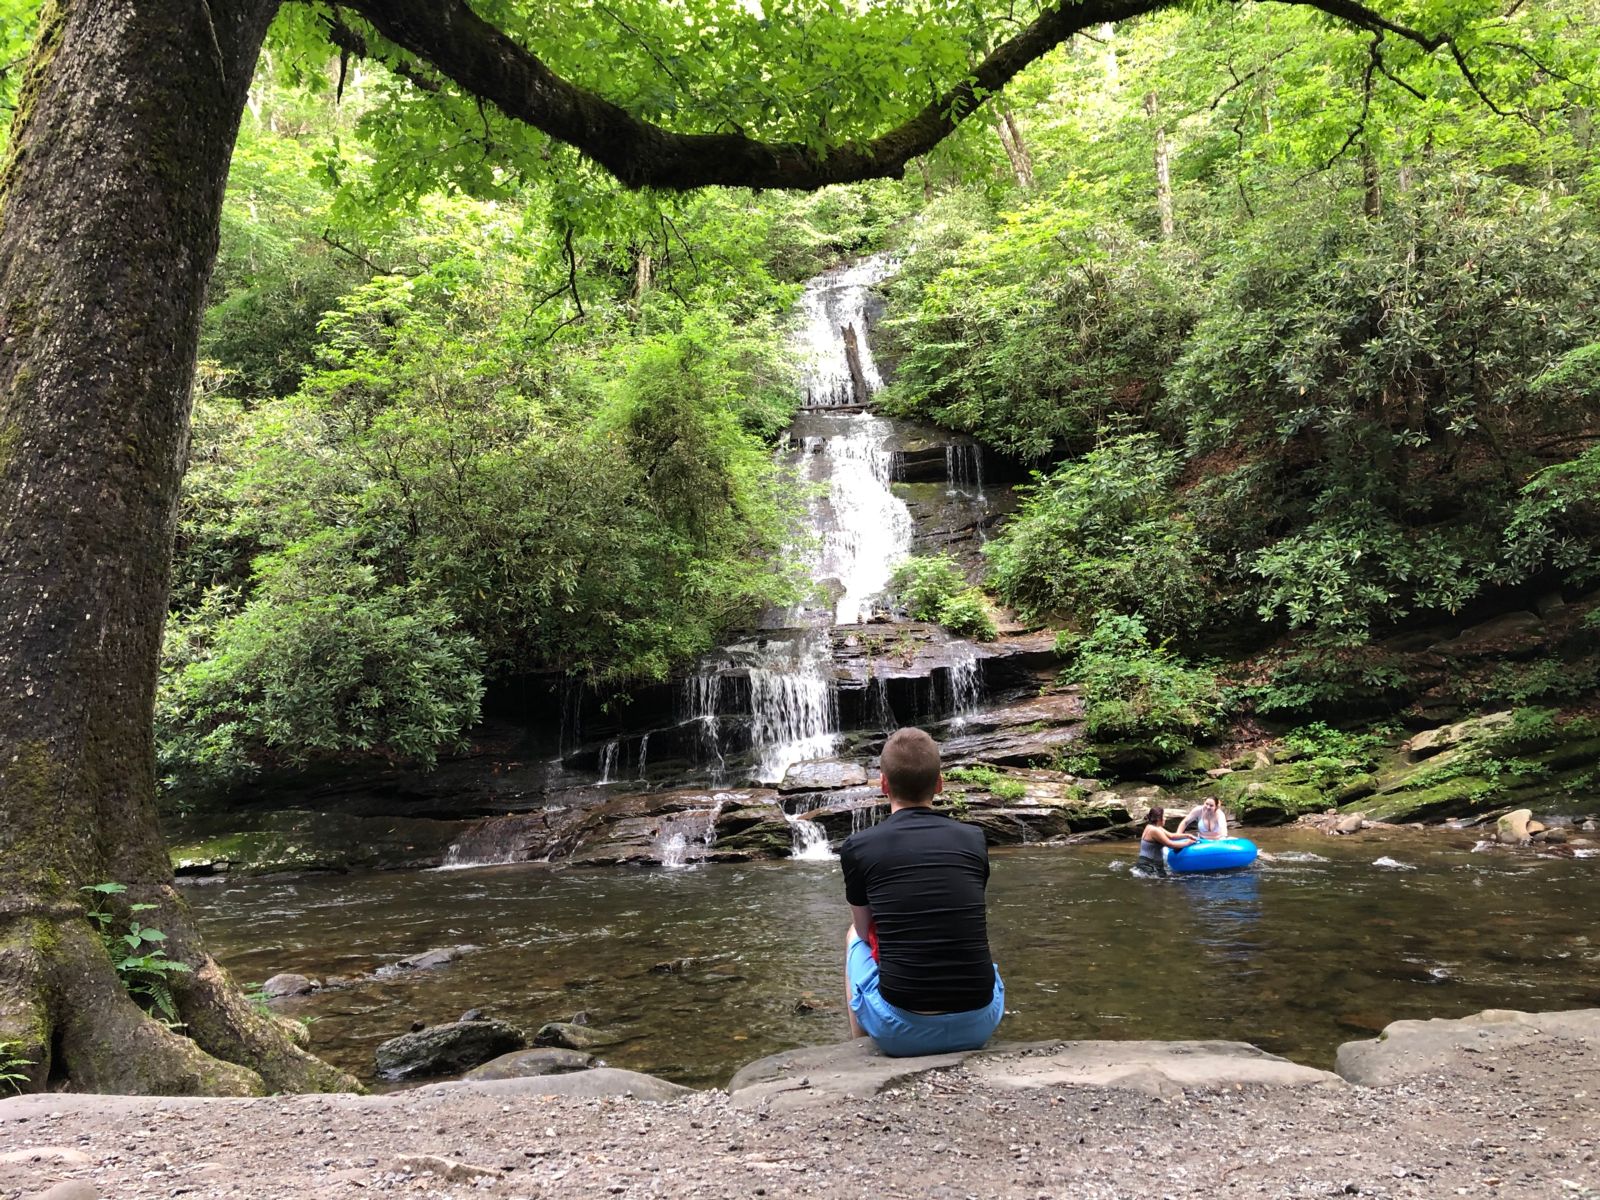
[
  {"xmin": 374, "ymin": 945, "xmax": 478, "ymax": 977},
  {"xmin": 1497, "ymin": 808, "xmax": 1533, "ymax": 846},
  {"xmin": 1335, "ymin": 813, "xmax": 1366, "ymax": 835},
  {"xmin": 1542, "ymin": 826, "xmax": 1568, "ymax": 844},
  {"xmin": 261, "ymin": 972, "xmax": 317, "ymax": 998},
  {"xmin": 463, "ymin": 1047, "xmax": 594, "ymax": 1080},
  {"xmin": 375, "ymin": 1019, "xmax": 525, "ymax": 1080},
  {"xmin": 533, "ymin": 1021, "xmax": 616, "ymax": 1050}
]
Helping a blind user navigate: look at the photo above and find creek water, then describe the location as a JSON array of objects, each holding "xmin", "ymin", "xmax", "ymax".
[{"xmin": 192, "ymin": 829, "xmax": 1600, "ymax": 1088}]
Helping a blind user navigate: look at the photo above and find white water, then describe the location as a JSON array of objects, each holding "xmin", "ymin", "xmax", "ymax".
[
  {"xmin": 797, "ymin": 257, "xmax": 892, "ymax": 407},
  {"xmin": 654, "ymin": 797, "xmax": 728, "ymax": 870},
  {"xmin": 816, "ymin": 415, "xmax": 915, "ymax": 625},
  {"xmin": 598, "ymin": 739, "xmax": 620, "ymax": 784},
  {"xmin": 945, "ymin": 644, "xmax": 983, "ymax": 730}
]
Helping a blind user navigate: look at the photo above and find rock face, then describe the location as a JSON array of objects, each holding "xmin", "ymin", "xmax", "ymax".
[
  {"xmin": 375, "ymin": 1019, "xmax": 526, "ymax": 1080},
  {"xmin": 1336, "ymin": 1008, "xmax": 1600, "ymax": 1086}
]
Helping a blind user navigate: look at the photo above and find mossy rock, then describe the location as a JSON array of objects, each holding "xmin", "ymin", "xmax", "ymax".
[
  {"xmin": 1084, "ymin": 740, "xmax": 1176, "ymax": 775},
  {"xmin": 169, "ymin": 811, "xmax": 460, "ymax": 875},
  {"xmin": 1225, "ymin": 780, "xmax": 1327, "ymax": 824},
  {"xmin": 1351, "ymin": 775, "xmax": 1501, "ymax": 823}
]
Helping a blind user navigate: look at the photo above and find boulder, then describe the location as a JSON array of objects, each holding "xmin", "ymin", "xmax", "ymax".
[
  {"xmin": 260, "ymin": 972, "xmax": 316, "ymax": 998},
  {"xmin": 463, "ymin": 1047, "xmax": 594, "ymax": 1080},
  {"xmin": 1334, "ymin": 813, "xmax": 1366, "ymax": 835},
  {"xmin": 375, "ymin": 1019, "xmax": 525, "ymax": 1080},
  {"xmin": 1403, "ymin": 712, "xmax": 1514, "ymax": 761},
  {"xmin": 1497, "ymin": 808, "xmax": 1533, "ymax": 846}
]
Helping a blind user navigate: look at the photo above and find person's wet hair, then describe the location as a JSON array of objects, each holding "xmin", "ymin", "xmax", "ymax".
[
  {"xmin": 880, "ymin": 727, "xmax": 941, "ymax": 804},
  {"xmin": 1146, "ymin": 806, "xmax": 1166, "ymax": 827}
]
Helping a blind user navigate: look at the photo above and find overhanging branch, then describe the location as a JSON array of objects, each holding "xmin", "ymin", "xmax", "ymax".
[
  {"xmin": 328, "ymin": 0, "xmax": 1560, "ymax": 193},
  {"xmin": 334, "ymin": 0, "xmax": 1165, "ymax": 191}
]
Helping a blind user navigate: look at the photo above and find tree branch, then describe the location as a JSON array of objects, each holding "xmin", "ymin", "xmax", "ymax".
[
  {"xmin": 335, "ymin": 0, "xmax": 1166, "ymax": 191},
  {"xmin": 330, "ymin": 0, "xmax": 1558, "ymax": 193}
]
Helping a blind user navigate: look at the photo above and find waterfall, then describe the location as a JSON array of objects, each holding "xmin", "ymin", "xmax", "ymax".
[
  {"xmin": 864, "ymin": 674, "xmax": 897, "ymax": 732},
  {"xmin": 681, "ymin": 672, "xmax": 727, "ymax": 783},
  {"xmin": 945, "ymin": 442, "xmax": 987, "ymax": 500},
  {"xmin": 748, "ymin": 636, "xmax": 838, "ymax": 784},
  {"xmin": 598, "ymin": 739, "xmax": 620, "ymax": 784},
  {"xmin": 653, "ymin": 797, "xmax": 727, "ymax": 870},
  {"xmin": 797, "ymin": 258, "xmax": 892, "ymax": 407},
  {"xmin": 779, "ymin": 796, "xmax": 836, "ymax": 861},
  {"xmin": 820, "ymin": 416, "xmax": 914, "ymax": 625},
  {"xmin": 945, "ymin": 644, "xmax": 984, "ymax": 730}
]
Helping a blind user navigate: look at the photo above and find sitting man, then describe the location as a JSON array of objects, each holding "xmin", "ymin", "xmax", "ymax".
[{"xmin": 839, "ymin": 727, "xmax": 1004, "ymax": 1056}]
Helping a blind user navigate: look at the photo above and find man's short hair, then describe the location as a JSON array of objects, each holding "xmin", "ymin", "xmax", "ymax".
[{"xmin": 880, "ymin": 727, "xmax": 941, "ymax": 803}]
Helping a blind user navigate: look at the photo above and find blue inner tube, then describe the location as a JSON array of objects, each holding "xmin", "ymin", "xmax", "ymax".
[{"xmin": 1165, "ymin": 837, "xmax": 1258, "ymax": 873}]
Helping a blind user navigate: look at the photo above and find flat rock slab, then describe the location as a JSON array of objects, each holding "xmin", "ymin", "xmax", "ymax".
[
  {"xmin": 1336, "ymin": 1006, "xmax": 1600, "ymax": 1086},
  {"xmin": 728, "ymin": 1038, "xmax": 1341, "ymax": 1112},
  {"xmin": 418, "ymin": 1067, "xmax": 690, "ymax": 1103}
]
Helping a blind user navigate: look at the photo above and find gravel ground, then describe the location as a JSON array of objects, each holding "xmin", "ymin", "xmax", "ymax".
[{"xmin": 1, "ymin": 1037, "xmax": 1596, "ymax": 1200}]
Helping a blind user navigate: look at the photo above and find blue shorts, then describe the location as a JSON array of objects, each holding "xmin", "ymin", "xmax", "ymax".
[{"xmin": 847, "ymin": 931, "xmax": 1004, "ymax": 1057}]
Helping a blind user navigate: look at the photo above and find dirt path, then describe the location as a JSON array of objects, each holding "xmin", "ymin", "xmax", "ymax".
[{"xmin": 2, "ymin": 1027, "xmax": 1597, "ymax": 1199}]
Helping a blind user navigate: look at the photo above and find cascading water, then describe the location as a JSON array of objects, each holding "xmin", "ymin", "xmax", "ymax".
[
  {"xmin": 646, "ymin": 253, "xmax": 988, "ymax": 793},
  {"xmin": 815, "ymin": 414, "xmax": 915, "ymax": 625},
  {"xmin": 945, "ymin": 644, "xmax": 983, "ymax": 730},
  {"xmin": 779, "ymin": 796, "xmax": 837, "ymax": 861},
  {"xmin": 681, "ymin": 673, "xmax": 727, "ymax": 783},
  {"xmin": 945, "ymin": 442, "xmax": 987, "ymax": 501},
  {"xmin": 653, "ymin": 796, "xmax": 727, "ymax": 870},
  {"xmin": 598, "ymin": 739, "xmax": 620, "ymax": 784}
]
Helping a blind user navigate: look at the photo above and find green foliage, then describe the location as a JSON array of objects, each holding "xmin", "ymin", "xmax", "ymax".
[
  {"xmin": 888, "ymin": 554, "xmax": 996, "ymax": 641},
  {"xmin": 945, "ymin": 764, "xmax": 1026, "ymax": 802},
  {"xmin": 1278, "ymin": 721, "xmax": 1393, "ymax": 788},
  {"xmin": 1235, "ymin": 636, "xmax": 1416, "ymax": 717},
  {"xmin": 0, "ymin": 1041, "xmax": 29, "ymax": 1094},
  {"xmin": 157, "ymin": 576, "xmax": 484, "ymax": 796},
  {"xmin": 985, "ymin": 435, "xmax": 1216, "ymax": 638},
  {"xmin": 1063, "ymin": 613, "xmax": 1225, "ymax": 755},
  {"xmin": 81, "ymin": 884, "xmax": 192, "ymax": 1028}
]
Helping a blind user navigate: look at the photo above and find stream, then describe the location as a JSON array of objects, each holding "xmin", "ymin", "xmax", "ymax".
[{"xmin": 193, "ymin": 830, "xmax": 1600, "ymax": 1088}]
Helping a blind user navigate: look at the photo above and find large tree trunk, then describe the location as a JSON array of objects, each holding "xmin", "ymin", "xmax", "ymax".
[{"xmin": 0, "ymin": 0, "xmax": 355, "ymax": 1094}]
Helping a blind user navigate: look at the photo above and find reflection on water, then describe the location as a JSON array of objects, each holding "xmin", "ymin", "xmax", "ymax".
[{"xmin": 190, "ymin": 829, "xmax": 1600, "ymax": 1088}]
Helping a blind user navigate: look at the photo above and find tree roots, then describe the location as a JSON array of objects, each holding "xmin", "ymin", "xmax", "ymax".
[{"xmin": 0, "ymin": 891, "xmax": 359, "ymax": 1096}]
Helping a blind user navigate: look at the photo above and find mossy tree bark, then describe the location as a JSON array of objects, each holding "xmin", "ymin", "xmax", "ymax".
[{"xmin": 0, "ymin": 0, "xmax": 354, "ymax": 1095}]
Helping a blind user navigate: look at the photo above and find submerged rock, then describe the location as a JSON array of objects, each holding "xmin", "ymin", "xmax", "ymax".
[
  {"xmin": 374, "ymin": 945, "xmax": 479, "ymax": 977},
  {"xmin": 533, "ymin": 1021, "xmax": 618, "ymax": 1050},
  {"xmin": 375, "ymin": 1019, "xmax": 526, "ymax": 1080}
]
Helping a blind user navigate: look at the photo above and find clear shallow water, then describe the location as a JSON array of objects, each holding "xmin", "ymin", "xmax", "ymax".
[{"xmin": 190, "ymin": 829, "xmax": 1600, "ymax": 1088}]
